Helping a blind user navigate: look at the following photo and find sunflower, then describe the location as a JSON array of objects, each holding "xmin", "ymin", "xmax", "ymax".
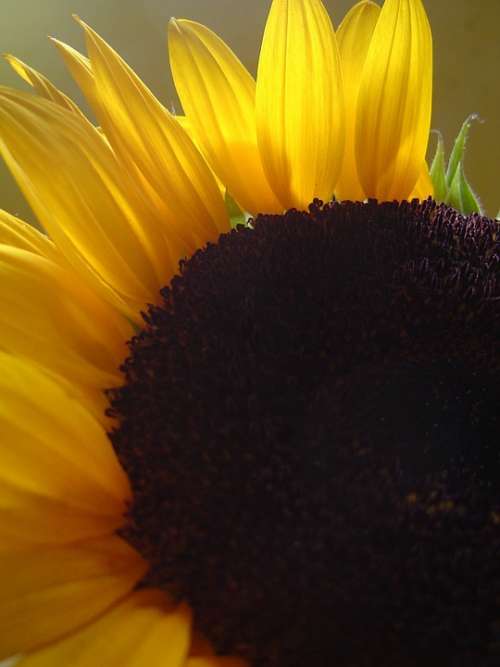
[{"xmin": 0, "ymin": 0, "xmax": 498, "ymax": 666}]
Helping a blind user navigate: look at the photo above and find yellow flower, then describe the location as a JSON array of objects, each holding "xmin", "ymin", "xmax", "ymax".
[
  {"xmin": 168, "ymin": 0, "xmax": 432, "ymax": 211},
  {"xmin": 0, "ymin": 13, "xmax": 233, "ymax": 667},
  {"xmin": 0, "ymin": 1, "xmax": 497, "ymax": 666}
]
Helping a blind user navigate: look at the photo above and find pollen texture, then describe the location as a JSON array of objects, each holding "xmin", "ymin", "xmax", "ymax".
[{"xmin": 108, "ymin": 200, "xmax": 500, "ymax": 667}]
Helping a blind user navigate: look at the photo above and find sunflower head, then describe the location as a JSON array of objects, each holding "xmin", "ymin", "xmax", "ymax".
[
  {"xmin": 108, "ymin": 198, "xmax": 500, "ymax": 667},
  {"xmin": 0, "ymin": 1, "xmax": 497, "ymax": 666}
]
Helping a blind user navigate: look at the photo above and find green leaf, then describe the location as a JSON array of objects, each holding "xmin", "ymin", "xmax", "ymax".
[
  {"xmin": 225, "ymin": 191, "xmax": 247, "ymax": 229},
  {"xmin": 445, "ymin": 113, "xmax": 478, "ymax": 188},
  {"xmin": 445, "ymin": 161, "xmax": 482, "ymax": 215},
  {"xmin": 429, "ymin": 131, "xmax": 447, "ymax": 202}
]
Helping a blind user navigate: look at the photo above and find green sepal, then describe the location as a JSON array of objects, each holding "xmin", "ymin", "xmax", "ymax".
[
  {"xmin": 445, "ymin": 114, "xmax": 478, "ymax": 188},
  {"xmin": 225, "ymin": 191, "xmax": 247, "ymax": 229},
  {"xmin": 429, "ymin": 114, "xmax": 483, "ymax": 216},
  {"xmin": 445, "ymin": 161, "xmax": 483, "ymax": 215},
  {"xmin": 429, "ymin": 131, "xmax": 447, "ymax": 202}
]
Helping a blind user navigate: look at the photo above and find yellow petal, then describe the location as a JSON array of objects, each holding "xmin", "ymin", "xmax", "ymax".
[
  {"xmin": 409, "ymin": 161, "xmax": 434, "ymax": 200},
  {"xmin": 48, "ymin": 41, "xmax": 113, "ymax": 146},
  {"xmin": 0, "ymin": 475, "xmax": 124, "ymax": 549},
  {"xmin": 76, "ymin": 19, "xmax": 228, "ymax": 252},
  {"xmin": 172, "ymin": 115, "xmax": 227, "ymax": 199},
  {"xmin": 335, "ymin": 0, "xmax": 380, "ymax": 201},
  {"xmin": 16, "ymin": 590, "xmax": 190, "ymax": 667},
  {"xmin": 0, "ymin": 87, "xmax": 173, "ymax": 319},
  {"xmin": 0, "ymin": 245, "xmax": 131, "ymax": 388},
  {"xmin": 0, "ymin": 353, "xmax": 131, "ymax": 546},
  {"xmin": 174, "ymin": 114, "xmax": 190, "ymax": 134},
  {"xmin": 255, "ymin": 0, "xmax": 345, "ymax": 210},
  {"xmin": 168, "ymin": 19, "xmax": 282, "ymax": 216},
  {"xmin": 0, "ymin": 536, "xmax": 146, "ymax": 659},
  {"xmin": 355, "ymin": 0, "xmax": 433, "ymax": 201},
  {"xmin": 4, "ymin": 54, "xmax": 87, "ymax": 121},
  {"xmin": 0, "ymin": 209, "xmax": 61, "ymax": 262},
  {"xmin": 49, "ymin": 39, "xmax": 97, "ymax": 113}
]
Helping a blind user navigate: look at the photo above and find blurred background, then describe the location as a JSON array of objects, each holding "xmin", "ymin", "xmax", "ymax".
[{"xmin": 0, "ymin": 0, "xmax": 498, "ymax": 220}]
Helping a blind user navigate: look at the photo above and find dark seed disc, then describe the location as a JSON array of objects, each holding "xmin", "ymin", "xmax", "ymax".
[{"xmin": 108, "ymin": 200, "xmax": 500, "ymax": 667}]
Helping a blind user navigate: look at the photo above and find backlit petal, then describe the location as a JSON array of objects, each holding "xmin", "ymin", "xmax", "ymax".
[
  {"xmin": 172, "ymin": 115, "xmax": 227, "ymax": 198},
  {"xmin": 0, "ymin": 88, "xmax": 173, "ymax": 319},
  {"xmin": 168, "ymin": 19, "xmax": 282, "ymax": 215},
  {"xmin": 49, "ymin": 39, "xmax": 98, "ymax": 113},
  {"xmin": 256, "ymin": 0, "xmax": 345, "ymax": 210},
  {"xmin": 4, "ymin": 54, "xmax": 87, "ymax": 120},
  {"xmin": 0, "ymin": 245, "xmax": 131, "ymax": 388},
  {"xmin": 17, "ymin": 590, "xmax": 191, "ymax": 667},
  {"xmin": 335, "ymin": 0, "xmax": 380, "ymax": 200},
  {"xmin": 0, "ymin": 210, "xmax": 61, "ymax": 262},
  {"xmin": 0, "ymin": 353, "xmax": 131, "ymax": 545},
  {"xmin": 355, "ymin": 0, "xmax": 433, "ymax": 201},
  {"xmin": 76, "ymin": 19, "xmax": 228, "ymax": 253},
  {"xmin": 0, "ymin": 536, "xmax": 146, "ymax": 659},
  {"xmin": 409, "ymin": 161, "xmax": 434, "ymax": 200}
]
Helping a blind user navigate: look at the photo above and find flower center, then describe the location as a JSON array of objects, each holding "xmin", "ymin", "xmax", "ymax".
[{"xmin": 108, "ymin": 200, "xmax": 500, "ymax": 667}]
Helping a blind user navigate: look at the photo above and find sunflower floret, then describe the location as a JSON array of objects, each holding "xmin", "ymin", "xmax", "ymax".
[{"xmin": 108, "ymin": 199, "xmax": 500, "ymax": 667}]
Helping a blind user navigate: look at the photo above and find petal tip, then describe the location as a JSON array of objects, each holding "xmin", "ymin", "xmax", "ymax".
[
  {"xmin": 168, "ymin": 17, "xmax": 182, "ymax": 35},
  {"xmin": 72, "ymin": 14, "xmax": 88, "ymax": 30}
]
